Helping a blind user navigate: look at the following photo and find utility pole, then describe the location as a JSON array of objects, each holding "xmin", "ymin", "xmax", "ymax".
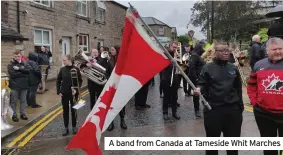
[{"xmin": 211, "ymin": 1, "xmax": 215, "ymax": 42}]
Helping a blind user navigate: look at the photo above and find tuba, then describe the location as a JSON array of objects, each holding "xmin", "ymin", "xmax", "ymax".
[
  {"xmin": 73, "ymin": 48, "xmax": 108, "ymax": 85},
  {"xmin": 37, "ymin": 65, "xmax": 48, "ymax": 94},
  {"xmin": 1, "ymin": 73, "xmax": 13, "ymax": 130}
]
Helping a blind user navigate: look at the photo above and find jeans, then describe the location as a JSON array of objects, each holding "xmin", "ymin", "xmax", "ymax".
[{"xmin": 10, "ymin": 89, "xmax": 28, "ymax": 116}]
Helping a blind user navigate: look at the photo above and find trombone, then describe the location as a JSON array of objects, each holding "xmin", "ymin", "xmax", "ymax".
[{"xmin": 70, "ymin": 68, "xmax": 85, "ymax": 104}]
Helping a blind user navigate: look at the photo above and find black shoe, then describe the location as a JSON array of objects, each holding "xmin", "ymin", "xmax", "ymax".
[
  {"xmin": 185, "ymin": 93, "xmax": 189, "ymax": 96},
  {"xmin": 163, "ymin": 113, "xmax": 169, "ymax": 120},
  {"xmin": 195, "ymin": 111, "xmax": 201, "ymax": 118},
  {"xmin": 135, "ymin": 106, "xmax": 142, "ymax": 110},
  {"xmin": 20, "ymin": 114, "xmax": 28, "ymax": 120},
  {"xmin": 141, "ymin": 104, "xmax": 151, "ymax": 108},
  {"xmin": 31, "ymin": 104, "xmax": 42, "ymax": 108},
  {"xmin": 107, "ymin": 122, "xmax": 114, "ymax": 131},
  {"xmin": 72, "ymin": 127, "xmax": 78, "ymax": 134},
  {"xmin": 173, "ymin": 113, "xmax": 180, "ymax": 120},
  {"xmin": 12, "ymin": 115, "xmax": 19, "ymax": 122},
  {"xmin": 177, "ymin": 103, "xmax": 180, "ymax": 107},
  {"xmin": 62, "ymin": 128, "xmax": 69, "ymax": 136},
  {"xmin": 120, "ymin": 119, "xmax": 127, "ymax": 130}
]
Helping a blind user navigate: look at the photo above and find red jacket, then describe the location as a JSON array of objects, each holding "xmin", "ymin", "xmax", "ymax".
[
  {"xmin": 21, "ymin": 56, "xmax": 28, "ymax": 62},
  {"xmin": 247, "ymin": 58, "xmax": 283, "ymax": 113}
]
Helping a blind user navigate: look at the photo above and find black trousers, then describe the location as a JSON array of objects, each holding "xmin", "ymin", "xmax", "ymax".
[
  {"xmin": 88, "ymin": 84, "xmax": 103, "ymax": 110},
  {"xmin": 159, "ymin": 73, "xmax": 163, "ymax": 96},
  {"xmin": 135, "ymin": 82, "xmax": 150, "ymax": 107},
  {"xmin": 192, "ymin": 79, "xmax": 199, "ymax": 112},
  {"xmin": 254, "ymin": 105, "xmax": 283, "ymax": 155},
  {"xmin": 27, "ymin": 85, "xmax": 38, "ymax": 106},
  {"xmin": 61, "ymin": 93, "xmax": 77, "ymax": 128},
  {"xmin": 204, "ymin": 105, "xmax": 243, "ymax": 155},
  {"xmin": 162, "ymin": 81, "xmax": 179, "ymax": 114}
]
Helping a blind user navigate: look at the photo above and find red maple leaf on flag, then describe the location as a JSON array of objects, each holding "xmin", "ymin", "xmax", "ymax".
[{"xmin": 93, "ymin": 86, "xmax": 116, "ymax": 130}]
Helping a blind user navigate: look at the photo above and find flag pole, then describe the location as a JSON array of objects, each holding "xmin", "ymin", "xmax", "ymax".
[{"xmin": 128, "ymin": 3, "xmax": 212, "ymax": 110}]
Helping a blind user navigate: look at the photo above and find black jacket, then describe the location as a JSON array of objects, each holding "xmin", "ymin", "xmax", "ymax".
[
  {"xmin": 188, "ymin": 51, "xmax": 205, "ymax": 81},
  {"xmin": 56, "ymin": 66, "xmax": 82, "ymax": 95},
  {"xmin": 27, "ymin": 52, "xmax": 42, "ymax": 86},
  {"xmin": 7, "ymin": 59, "xmax": 31, "ymax": 90},
  {"xmin": 198, "ymin": 58, "xmax": 244, "ymax": 112},
  {"xmin": 249, "ymin": 42, "xmax": 265, "ymax": 68},
  {"xmin": 161, "ymin": 51, "xmax": 178, "ymax": 86},
  {"xmin": 36, "ymin": 51, "xmax": 51, "ymax": 65}
]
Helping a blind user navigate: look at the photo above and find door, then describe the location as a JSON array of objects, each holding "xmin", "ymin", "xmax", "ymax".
[{"xmin": 62, "ymin": 37, "xmax": 70, "ymax": 66}]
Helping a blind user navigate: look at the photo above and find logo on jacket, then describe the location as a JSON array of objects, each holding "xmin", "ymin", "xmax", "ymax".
[{"xmin": 262, "ymin": 73, "xmax": 283, "ymax": 92}]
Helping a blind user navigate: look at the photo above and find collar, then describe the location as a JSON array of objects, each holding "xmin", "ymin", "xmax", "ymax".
[{"xmin": 268, "ymin": 58, "xmax": 283, "ymax": 64}]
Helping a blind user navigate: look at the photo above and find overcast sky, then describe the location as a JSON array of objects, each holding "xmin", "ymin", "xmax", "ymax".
[{"xmin": 116, "ymin": 0, "xmax": 206, "ymax": 40}]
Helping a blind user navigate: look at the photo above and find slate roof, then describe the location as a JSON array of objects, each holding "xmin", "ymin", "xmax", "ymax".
[
  {"xmin": 1, "ymin": 22, "xmax": 24, "ymax": 40},
  {"xmin": 140, "ymin": 17, "xmax": 171, "ymax": 27}
]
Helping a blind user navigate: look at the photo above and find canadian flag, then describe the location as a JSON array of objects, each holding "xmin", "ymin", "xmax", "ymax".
[{"xmin": 66, "ymin": 8, "xmax": 170, "ymax": 155}]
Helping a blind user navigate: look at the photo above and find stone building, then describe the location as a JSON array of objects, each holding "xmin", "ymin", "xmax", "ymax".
[{"xmin": 1, "ymin": 0, "xmax": 127, "ymax": 78}]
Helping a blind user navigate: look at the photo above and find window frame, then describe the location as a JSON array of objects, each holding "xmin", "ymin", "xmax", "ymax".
[
  {"xmin": 158, "ymin": 27, "xmax": 165, "ymax": 36},
  {"xmin": 77, "ymin": 0, "xmax": 88, "ymax": 17},
  {"xmin": 95, "ymin": 0, "xmax": 106, "ymax": 22},
  {"xmin": 78, "ymin": 34, "xmax": 89, "ymax": 53},
  {"xmin": 33, "ymin": 28, "xmax": 53, "ymax": 62},
  {"xmin": 33, "ymin": 0, "xmax": 51, "ymax": 7}
]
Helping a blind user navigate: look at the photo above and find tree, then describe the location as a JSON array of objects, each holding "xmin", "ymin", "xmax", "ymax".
[
  {"xmin": 190, "ymin": 1, "xmax": 263, "ymax": 42},
  {"xmin": 177, "ymin": 35, "xmax": 189, "ymax": 43},
  {"xmin": 257, "ymin": 28, "xmax": 268, "ymax": 43}
]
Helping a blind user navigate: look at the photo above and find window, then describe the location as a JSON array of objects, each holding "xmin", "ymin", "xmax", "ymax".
[
  {"xmin": 77, "ymin": 0, "xmax": 87, "ymax": 17},
  {"xmin": 158, "ymin": 27, "xmax": 164, "ymax": 35},
  {"xmin": 78, "ymin": 35, "xmax": 89, "ymax": 53},
  {"xmin": 96, "ymin": 0, "xmax": 106, "ymax": 22},
  {"xmin": 34, "ymin": 28, "xmax": 52, "ymax": 62},
  {"xmin": 34, "ymin": 0, "xmax": 51, "ymax": 7}
]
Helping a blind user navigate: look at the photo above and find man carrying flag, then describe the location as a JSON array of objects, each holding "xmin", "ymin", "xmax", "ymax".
[{"xmin": 66, "ymin": 5, "xmax": 171, "ymax": 155}]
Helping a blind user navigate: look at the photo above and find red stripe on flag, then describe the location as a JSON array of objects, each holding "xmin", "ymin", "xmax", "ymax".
[
  {"xmin": 116, "ymin": 13, "xmax": 170, "ymax": 85},
  {"xmin": 66, "ymin": 122, "xmax": 102, "ymax": 155}
]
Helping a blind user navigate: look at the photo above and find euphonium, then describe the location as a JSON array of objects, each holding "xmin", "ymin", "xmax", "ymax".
[{"xmin": 73, "ymin": 48, "xmax": 107, "ymax": 85}]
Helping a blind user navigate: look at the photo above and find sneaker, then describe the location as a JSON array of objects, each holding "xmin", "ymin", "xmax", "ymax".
[{"xmin": 12, "ymin": 115, "xmax": 19, "ymax": 122}]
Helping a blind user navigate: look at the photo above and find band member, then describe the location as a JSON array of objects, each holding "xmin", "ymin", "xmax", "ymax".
[
  {"xmin": 161, "ymin": 41, "xmax": 181, "ymax": 120},
  {"xmin": 194, "ymin": 42, "xmax": 243, "ymax": 155},
  {"xmin": 135, "ymin": 80, "xmax": 151, "ymax": 110},
  {"xmin": 107, "ymin": 46, "xmax": 127, "ymax": 131},
  {"xmin": 56, "ymin": 55, "xmax": 82, "ymax": 136},
  {"xmin": 87, "ymin": 49, "xmax": 109, "ymax": 110},
  {"xmin": 8, "ymin": 50, "xmax": 31, "ymax": 122},
  {"xmin": 159, "ymin": 71, "xmax": 164, "ymax": 98},
  {"xmin": 182, "ymin": 44, "xmax": 192, "ymax": 96},
  {"xmin": 188, "ymin": 44, "xmax": 205, "ymax": 118},
  {"xmin": 26, "ymin": 52, "xmax": 42, "ymax": 108},
  {"xmin": 247, "ymin": 37, "xmax": 283, "ymax": 155}
]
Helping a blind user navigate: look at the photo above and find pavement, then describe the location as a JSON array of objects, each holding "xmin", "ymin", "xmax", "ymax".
[
  {"xmin": 1, "ymin": 77, "xmax": 88, "ymax": 139},
  {"xmin": 1, "ymin": 75, "xmax": 264, "ymax": 155}
]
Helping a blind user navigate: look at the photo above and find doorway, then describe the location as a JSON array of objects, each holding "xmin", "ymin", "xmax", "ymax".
[{"xmin": 61, "ymin": 37, "xmax": 70, "ymax": 66}]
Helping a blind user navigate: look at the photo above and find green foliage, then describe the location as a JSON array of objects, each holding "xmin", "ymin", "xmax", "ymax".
[
  {"xmin": 178, "ymin": 35, "xmax": 189, "ymax": 43},
  {"xmin": 257, "ymin": 28, "xmax": 268, "ymax": 43},
  {"xmin": 190, "ymin": 1, "xmax": 263, "ymax": 42}
]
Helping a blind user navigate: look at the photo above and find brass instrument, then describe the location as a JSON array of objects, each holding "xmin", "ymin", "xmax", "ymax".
[
  {"xmin": 73, "ymin": 48, "xmax": 108, "ymax": 85},
  {"xmin": 1, "ymin": 73, "xmax": 13, "ymax": 130},
  {"xmin": 37, "ymin": 65, "xmax": 48, "ymax": 94},
  {"xmin": 231, "ymin": 48, "xmax": 248, "ymax": 86},
  {"xmin": 70, "ymin": 68, "xmax": 85, "ymax": 104}
]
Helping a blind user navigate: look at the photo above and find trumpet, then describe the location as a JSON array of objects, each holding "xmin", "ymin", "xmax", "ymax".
[{"xmin": 70, "ymin": 68, "xmax": 84, "ymax": 104}]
